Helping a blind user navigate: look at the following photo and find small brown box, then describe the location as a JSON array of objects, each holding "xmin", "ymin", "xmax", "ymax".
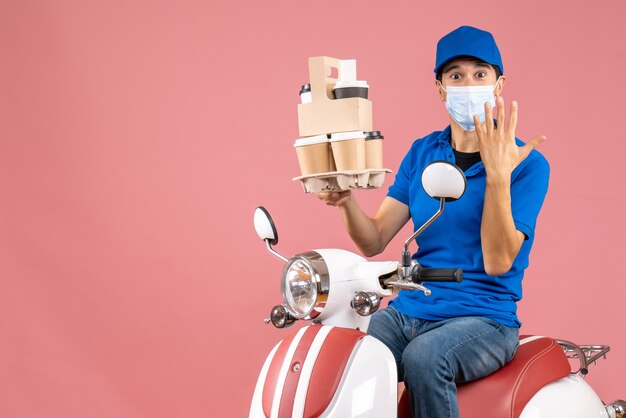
[{"xmin": 297, "ymin": 56, "xmax": 373, "ymax": 137}]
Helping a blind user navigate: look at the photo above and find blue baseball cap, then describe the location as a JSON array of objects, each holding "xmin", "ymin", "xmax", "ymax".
[{"xmin": 434, "ymin": 26, "xmax": 503, "ymax": 77}]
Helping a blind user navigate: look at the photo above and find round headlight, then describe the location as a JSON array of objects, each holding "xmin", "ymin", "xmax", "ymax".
[{"xmin": 281, "ymin": 252, "xmax": 329, "ymax": 319}]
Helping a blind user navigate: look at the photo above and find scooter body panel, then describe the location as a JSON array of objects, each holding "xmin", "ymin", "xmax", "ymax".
[
  {"xmin": 320, "ymin": 335, "xmax": 397, "ymax": 418},
  {"xmin": 311, "ymin": 249, "xmax": 396, "ymax": 332},
  {"xmin": 519, "ymin": 374, "xmax": 608, "ymax": 418},
  {"xmin": 249, "ymin": 326, "xmax": 397, "ymax": 418},
  {"xmin": 250, "ymin": 342, "xmax": 281, "ymax": 418}
]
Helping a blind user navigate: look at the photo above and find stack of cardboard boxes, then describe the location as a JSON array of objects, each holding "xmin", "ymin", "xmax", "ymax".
[{"xmin": 293, "ymin": 56, "xmax": 390, "ymax": 193}]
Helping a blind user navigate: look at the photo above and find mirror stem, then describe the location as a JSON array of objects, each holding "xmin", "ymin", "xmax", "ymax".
[
  {"xmin": 403, "ymin": 198, "xmax": 445, "ymax": 255},
  {"xmin": 265, "ymin": 240, "xmax": 289, "ymax": 263}
]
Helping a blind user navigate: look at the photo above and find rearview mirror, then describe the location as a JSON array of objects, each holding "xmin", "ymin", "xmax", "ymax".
[
  {"xmin": 421, "ymin": 161, "xmax": 466, "ymax": 202},
  {"xmin": 254, "ymin": 207, "xmax": 278, "ymax": 245}
]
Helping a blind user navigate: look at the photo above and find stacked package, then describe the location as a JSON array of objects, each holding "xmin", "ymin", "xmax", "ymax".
[{"xmin": 293, "ymin": 56, "xmax": 390, "ymax": 193}]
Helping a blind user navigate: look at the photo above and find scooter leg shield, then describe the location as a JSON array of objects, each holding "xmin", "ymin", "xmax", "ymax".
[{"xmin": 249, "ymin": 325, "xmax": 398, "ymax": 418}]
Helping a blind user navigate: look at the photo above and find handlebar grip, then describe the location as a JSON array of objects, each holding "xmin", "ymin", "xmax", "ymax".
[{"xmin": 414, "ymin": 268, "xmax": 463, "ymax": 283}]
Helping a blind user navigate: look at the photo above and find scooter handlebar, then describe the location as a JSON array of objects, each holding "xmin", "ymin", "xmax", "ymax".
[{"xmin": 413, "ymin": 267, "xmax": 463, "ymax": 283}]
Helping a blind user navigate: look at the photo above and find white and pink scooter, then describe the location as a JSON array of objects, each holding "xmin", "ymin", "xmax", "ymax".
[{"xmin": 249, "ymin": 161, "xmax": 625, "ymax": 418}]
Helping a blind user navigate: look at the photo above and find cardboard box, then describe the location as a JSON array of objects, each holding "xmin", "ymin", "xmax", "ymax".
[{"xmin": 297, "ymin": 56, "xmax": 373, "ymax": 137}]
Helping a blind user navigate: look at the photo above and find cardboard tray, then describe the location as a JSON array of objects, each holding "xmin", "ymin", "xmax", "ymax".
[{"xmin": 293, "ymin": 169, "xmax": 392, "ymax": 193}]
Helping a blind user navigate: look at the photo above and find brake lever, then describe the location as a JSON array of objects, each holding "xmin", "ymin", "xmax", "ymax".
[{"xmin": 386, "ymin": 280, "xmax": 431, "ymax": 296}]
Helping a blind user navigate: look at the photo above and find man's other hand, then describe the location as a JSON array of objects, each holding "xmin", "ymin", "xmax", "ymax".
[{"xmin": 317, "ymin": 191, "xmax": 352, "ymax": 207}]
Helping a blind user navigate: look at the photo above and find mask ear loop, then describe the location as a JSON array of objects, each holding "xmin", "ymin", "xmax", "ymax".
[
  {"xmin": 493, "ymin": 76, "xmax": 502, "ymax": 94},
  {"xmin": 437, "ymin": 80, "xmax": 448, "ymax": 93}
]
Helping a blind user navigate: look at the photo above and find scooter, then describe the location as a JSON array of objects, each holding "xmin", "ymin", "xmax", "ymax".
[{"xmin": 249, "ymin": 161, "xmax": 625, "ymax": 418}]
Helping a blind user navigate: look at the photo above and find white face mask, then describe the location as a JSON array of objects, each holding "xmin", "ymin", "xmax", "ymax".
[{"xmin": 440, "ymin": 77, "xmax": 501, "ymax": 132}]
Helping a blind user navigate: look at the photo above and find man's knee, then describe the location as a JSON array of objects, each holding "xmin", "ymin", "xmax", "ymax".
[{"xmin": 402, "ymin": 337, "xmax": 450, "ymax": 384}]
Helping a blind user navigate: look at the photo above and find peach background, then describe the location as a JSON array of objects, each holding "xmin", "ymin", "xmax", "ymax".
[{"xmin": 1, "ymin": 1, "xmax": 625, "ymax": 417}]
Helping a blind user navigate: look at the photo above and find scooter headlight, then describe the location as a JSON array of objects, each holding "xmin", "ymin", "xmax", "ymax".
[{"xmin": 281, "ymin": 252, "xmax": 329, "ymax": 319}]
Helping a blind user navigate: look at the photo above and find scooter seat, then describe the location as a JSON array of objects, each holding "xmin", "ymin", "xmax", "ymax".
[{"xmin": 398, "ymin": 335, "xmax": 571, "ymax": 418}]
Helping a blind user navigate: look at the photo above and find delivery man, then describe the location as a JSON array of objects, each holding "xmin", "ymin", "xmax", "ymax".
[{"xmin": 318, "ymin": 26, "xmax": 550, "ymax": 418}]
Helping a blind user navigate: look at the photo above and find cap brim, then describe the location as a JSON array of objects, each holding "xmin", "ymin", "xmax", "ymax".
[{"xmin": 434, "ymin": 54, "xmax": 502, "ymax": 75}]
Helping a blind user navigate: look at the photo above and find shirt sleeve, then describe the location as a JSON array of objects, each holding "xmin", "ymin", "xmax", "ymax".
[
  {"xmin": 387, "ymin": 145, "xmax": 414, "ymax": 205},
  {"xmin": 510, "ymin": 151, "xmax": 550, "ymax": 240}
]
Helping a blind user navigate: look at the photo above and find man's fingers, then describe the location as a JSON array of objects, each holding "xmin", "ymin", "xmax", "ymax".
[
  {"xmin": 473, "ymin": 115, "xmax": 484, "ymax": 141},
  {"xmin": 508, "ymin": 100, "xmax": 518, "ymax": 136},
  {"xmin": 317, "ymin": 192, "xmax": 336, "ymax": 204},
  {"xmin": 318, "ymin": 190, "xmax": 352, "ymax": 206},
  {"xmin": 496, "ymin": 96, "xmax": 505, "ymax": 129},
  {"xmin": 519, "ymin": 135, "xmax": 547, "ymax": 161},
  {"xmin": 529, "ymin": 135, "xmax": 547, "ymax": 148},
  {"xmin": 484, "ymin": 101, "xmax": 494, "ymax": 137}
]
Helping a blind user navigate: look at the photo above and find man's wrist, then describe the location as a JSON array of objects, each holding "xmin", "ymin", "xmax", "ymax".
[
  {"xmin": 337, "ymin": 192, "xmax": 354, "ymax": 209},
  {"xmin": 485, "ymin": 171, "xmax": 511, "ymax": 189}
]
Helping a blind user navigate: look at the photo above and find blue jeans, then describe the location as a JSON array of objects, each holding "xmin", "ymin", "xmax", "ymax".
[{"xmin": 367, "ymin": 306, "xmax": 519, "ymax": 418}]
